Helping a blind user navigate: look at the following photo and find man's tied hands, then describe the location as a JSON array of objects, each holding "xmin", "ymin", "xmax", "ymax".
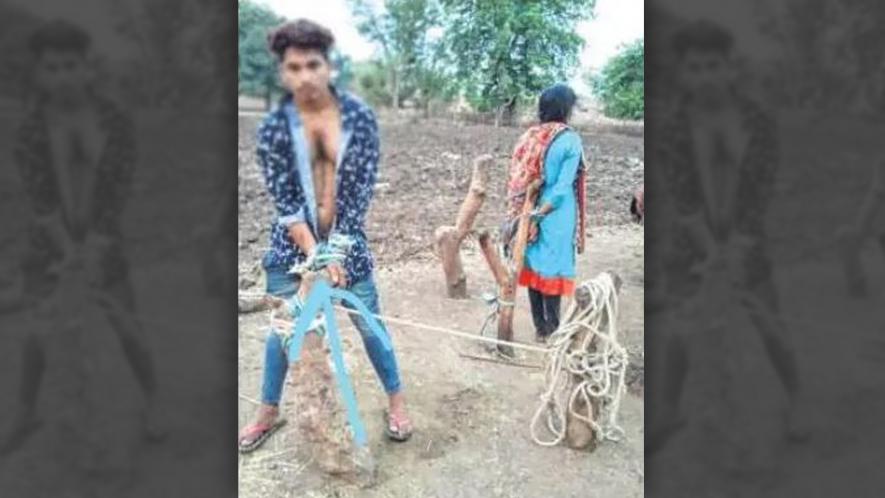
[
  {"xmin": 326, "ymin": 263, "xmax": 347, "ymax": 288},
  {"xmin": 290, "ymin": 233, "xmax": 355, "ymax": 287}
]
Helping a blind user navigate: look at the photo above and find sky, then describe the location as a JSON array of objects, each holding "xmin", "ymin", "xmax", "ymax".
[{"xmin": 260, "ymin": 0, "xmax": 644, "ymax": 94}]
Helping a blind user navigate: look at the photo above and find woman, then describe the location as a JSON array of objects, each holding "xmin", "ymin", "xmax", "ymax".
[{"xmin": 509, "ymin": 83, "xmax": 587, "ymax": 343}]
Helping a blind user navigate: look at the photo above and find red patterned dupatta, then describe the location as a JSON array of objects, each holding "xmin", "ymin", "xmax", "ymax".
[{"xmin": 503, "ymin": 122, "xmax": 587, "ymax": 253}]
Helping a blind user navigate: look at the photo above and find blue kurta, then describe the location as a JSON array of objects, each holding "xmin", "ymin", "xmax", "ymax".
[{"xmin": 524, "ymin": 130, "xmax": 582, "ymax": 282}]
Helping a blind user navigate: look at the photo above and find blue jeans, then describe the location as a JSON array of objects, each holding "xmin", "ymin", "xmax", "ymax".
[{"xmin": 260, "ymin": 266, "xmax": 402, "ymax": 405}]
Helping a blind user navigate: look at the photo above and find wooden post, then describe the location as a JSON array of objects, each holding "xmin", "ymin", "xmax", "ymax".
[
  {"xmin": 565, "ymin": 272, "xmax": 623, "ymax": 451},
  {"xmin": 478, "ymin": 231, "xmax": 509, "ymax": 289},
  {"xmin": 434, "ymin": 154, "xmax": 494, "ymax": 298},
  {"xmin": 493, "ymin": 180, "xmax": 542, "ymax": 355},
  {"xmin": 433, "ymin": 226, "xmax": 466, "ymax": 298}
]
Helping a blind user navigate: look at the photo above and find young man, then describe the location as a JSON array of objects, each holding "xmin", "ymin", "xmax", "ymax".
[
  {"xmin": 2, "ymin": 20, "xmax": 161, "ymax": 455},
  {"xmin": 647, "ymin": 20, "xmax": 808, "ymax": 454},
  {"xmin": 837, "ymin": 160, "xmax": 885, "ymax": 296},
  {"xmin": 238, "ymin": 19, "xmax": 412, "ymax": 452}
]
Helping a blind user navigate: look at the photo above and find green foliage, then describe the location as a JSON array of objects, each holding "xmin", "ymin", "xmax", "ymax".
[
  {"xmin": 413, "ymin": 43, "xmax": 458, "ymax": 110},
  {"xmin": 238, "ymin": 0, "xmax": 284, "ymax": 101},
  {"xmin": 349, "ymin": 0, "xmax": 447, "ymax": 108},
  {"xmin": 440, "ymin": 0, "xmax": 595, "ymax": 114},
  {"xmin": 353, "ymin": 61, "xmax": 392, "ymax": 107},
  {"xmin": 590, "ymin": 38, "xmax": 644, "ymax": 120}
]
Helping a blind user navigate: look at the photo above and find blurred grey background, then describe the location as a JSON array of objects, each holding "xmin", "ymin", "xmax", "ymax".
[
  {"xmin": 646, "ymin": 0, "xmax": 885, "ymax": 496},
  {"xmin": 0, "ymin": 1, "xmax": 237, "ymax": 497}
]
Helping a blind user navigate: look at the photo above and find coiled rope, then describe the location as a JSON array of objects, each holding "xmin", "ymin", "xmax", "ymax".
[{"xmin": 529, "ymin": 272, "xmax": 627, "ymax": 446}]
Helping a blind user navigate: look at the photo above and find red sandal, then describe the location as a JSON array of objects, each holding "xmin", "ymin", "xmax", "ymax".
[
  {"xmin": 238, "ymin": 419, "xmax": 287, "ymax": 454},
  {"xmin": 383, "ymin": 410, "xmax": 413, "ymax": 442}
]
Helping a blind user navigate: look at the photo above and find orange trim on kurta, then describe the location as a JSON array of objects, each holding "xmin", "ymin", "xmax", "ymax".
[{"xmin": 518, "ymin": 268, "xmax": 575, "ymax": 296}]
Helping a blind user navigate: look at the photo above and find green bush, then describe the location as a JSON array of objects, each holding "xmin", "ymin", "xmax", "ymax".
[
  {"xmin": 590, "ymin": 39, "xmax": 644, "ymax": 120},
  {"xmin": 353, "ymin": 61, "xmax": 393, "ymax": 107}
]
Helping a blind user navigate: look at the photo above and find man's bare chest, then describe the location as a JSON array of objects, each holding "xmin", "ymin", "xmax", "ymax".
[{"xmin": 302, "ymin": 116, "xmax": 341, "ymax": 165}]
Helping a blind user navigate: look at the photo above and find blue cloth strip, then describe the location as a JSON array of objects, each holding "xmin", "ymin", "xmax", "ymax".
[{"xmin": 288, "ymin": 279, "xmax": 393, "ymax": 448}]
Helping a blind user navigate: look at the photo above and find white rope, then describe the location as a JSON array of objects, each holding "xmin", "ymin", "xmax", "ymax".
[
  {"xmin": 242, "ymin": 290, "xmax": 549, "ymax": 354},
  {"xmin": 335, "ymin": 305, "xmax": 551, "ymax": 353},
  {"xmin": 241, "ymin": 276, "xmax": 627, "ymax": 448},
  {"xmin": 529, "ymin": 272, "xmax": 628, "ymax": 447}
]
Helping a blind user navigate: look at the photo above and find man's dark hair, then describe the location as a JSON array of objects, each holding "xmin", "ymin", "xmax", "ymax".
[
  {"xmin": 671, "ymin": 19, "xmax": 733, "ymax": 58},
  {"xmin": 28, "ymin": 19, "xmax": 91, "ymax": 57},
  {"xmin": 267, "ymin": 19, "xmax": 335, "ymax": 61},
  {"xmin": 538, "ymin": 83, "xmax": 577, "ymax": 124}
]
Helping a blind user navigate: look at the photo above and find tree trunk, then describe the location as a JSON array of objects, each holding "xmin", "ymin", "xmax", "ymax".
[
  {"xmin": 434, "ymin": 226, "xmax": 466, "ymax": 298},
  {"xmin": 501, "ymin": 96, "xmax": 517, "ymax": 127},
  {"xmin": 391, "ymin": 67, "xmax": 400, "ymax": 110},
  {"xmin": 478, "ymin": 231, "xmax": 509, "ymax": 289},
  {"xmin": 495, "ymin": 179, "xmax": 542, "ymax": 352},
  {"xmin": 510, "ymin": 179, "xmax": 542, "ymax": 279},
  {"xmin": 565, "ymin": 272, "xmax": 623, "ymax": 451},
  {"xmin": 434, "ymin": 155, "xmax": 494, "ymax": 298},
  {"xmin": 455, "ymin": 155, "xmax": 492, "ymax": 239},
  {"xmin": 286, "ymin": 272, "xmax": 365, "ymax": 479}
]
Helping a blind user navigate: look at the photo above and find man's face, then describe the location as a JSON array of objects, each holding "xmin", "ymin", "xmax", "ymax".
[
  {"xmin": 35, "ymin": 49, "xmax": 92, "ymax": 107},
  {"xmin": 279, "ymin": 47, "xmax": 332, "ymax": 103},
  {"xmin": 678, "ymin": 48, "xmax": 733, "ymax": 108}
]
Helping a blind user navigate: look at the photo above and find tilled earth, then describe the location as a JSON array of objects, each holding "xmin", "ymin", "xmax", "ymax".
[{"xmin": 237, "ymin": 115, "xmax": 644, "ymax": 273}]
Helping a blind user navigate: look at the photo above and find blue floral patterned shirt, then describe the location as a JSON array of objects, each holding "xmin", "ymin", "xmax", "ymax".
[{"xmin": 257, "ymin": 88, "xmax": 380, "ymax": 286}]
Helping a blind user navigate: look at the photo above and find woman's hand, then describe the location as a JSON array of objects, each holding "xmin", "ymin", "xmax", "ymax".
[
  {"xmin": 527, "ymin": 206, "xmax": 549, "ymax": 244},
  {"xmin": 528, "ymin": 220, "xmax": 539, "ymax": 243}
]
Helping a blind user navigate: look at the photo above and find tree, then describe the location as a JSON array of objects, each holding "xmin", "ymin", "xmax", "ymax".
[
  {"xmin": 590, "ymin": 39, "xmax": 644, "ymax": 120},
  {"xmin": 440, "ymin": 0, "xmax": 595, "ymax": 126},
  {"xmin": 349, "ymin": 0, "xmax": 443, "ymax": 109},
  {"xmin": 331, "ymin": 51, "xmax": 354, "ymax": 90},
  {"xmin": 413, "ymin": 43, "xmax": 457, "ymax": 116},
  {"xmin": 238, "ymin": 0, "xmax": 284, "ymax": 109},
  {"xmin": 353, "ymin": 60, "xmax": 392, "ymax": 107}
]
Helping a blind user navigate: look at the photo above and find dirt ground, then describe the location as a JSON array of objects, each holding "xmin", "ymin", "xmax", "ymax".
[
  {"xmin": 237, "ymin": 114, "xmax": 645, "ymax": 497},
  {"xmin": 237, "ymin": 114, "xmax": 644, "ymax": 269}
]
